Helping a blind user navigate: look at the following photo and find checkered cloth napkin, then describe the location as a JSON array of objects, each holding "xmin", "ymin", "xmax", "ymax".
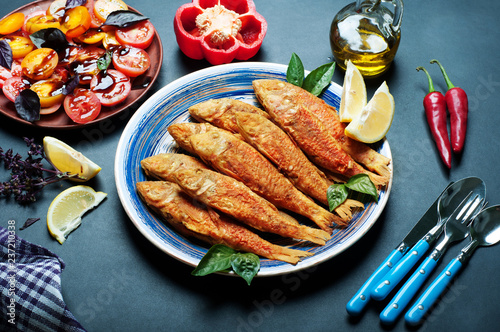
[{"xmin": 0, "ymin": 226, "xmax": 86, "ymax": 332}]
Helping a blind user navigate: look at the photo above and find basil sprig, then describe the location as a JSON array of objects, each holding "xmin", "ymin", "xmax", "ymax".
[
  {"xmin": 192, "ymin": 244, "xmax": 260, "ymax": 285},
  {"xmin": 286, "ymin": 52, "xmax": 335, "ymax": 96},
  {"xmin": 327, "ymin": 174, "xmax": 378, "ymax": 211}
]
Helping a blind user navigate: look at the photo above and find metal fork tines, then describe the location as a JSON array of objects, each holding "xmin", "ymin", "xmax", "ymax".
[{"xmin": 379, "ymin": 193, "xmax": 485, "ymax": 324}]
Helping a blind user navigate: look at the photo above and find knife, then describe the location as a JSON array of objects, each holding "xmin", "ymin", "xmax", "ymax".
[{"xmin": 346, "ymin": 184, "xmax": 451, "ymax": 316}]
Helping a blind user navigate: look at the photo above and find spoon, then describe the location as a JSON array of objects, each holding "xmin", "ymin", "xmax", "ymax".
[
  {"xmin": 371, "ymin": 176, "xmax": 486, "ymax": 301},
  {"xmin": 406, "ymin": 205, "xmax": 500, "ymax": 325}
]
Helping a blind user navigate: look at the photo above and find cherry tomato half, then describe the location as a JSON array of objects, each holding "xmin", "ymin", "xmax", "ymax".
[
  {"xmin": 25, "ymin": 14, "xmax": 60, "ymax": 34},
  {"xmin": 2, "ymin": 76, "xmax": 30, "ymax": 103},
  {"xmin": 102, "ymin": 30, "xmax": 121, "ymax": 49},
  {"xmin": 30, "ymin": 79, "xmax": 65, "ymax": 108},
  {"xmin": 0, "ymin": 13, "xmax": 25, "ymax": 35},
  {"xmin": 1, "ymin": 35, "xmax": 35, "ymax": 59},
  {"xmin": 64, "ymin": 88, "xmax": 101, "ymax": 123},
  {"xmin": 85, "ymin": 0, "xmax": 105, "ymax": 28},
  {"xmin": 60, "ymin": 6, "xmax": 91, "ymax": 38},
  {"xmin": 22, "ymin": 10, "xmax": 46, "ymax": 33},
  {"xmin": 94, "ymin": 0, "xmax": 128, "ymax": 23},
  {"xmin": 90, "ymin": 69, "xmax": 131, "ymax": 107},
  {"xmin": 75, "ymin": 28, "xmax": 106, "ymax": 45},
  {"xmin": 21, "ymin": 48, "xmax": 59, "ymax": 80},
  {"xmin": 115, "ymin": 20, "xmax": 155, "ymax": 49},
  {"xmin": 112, "ymin": 46, "xmax": 151, "ymax": 77}
]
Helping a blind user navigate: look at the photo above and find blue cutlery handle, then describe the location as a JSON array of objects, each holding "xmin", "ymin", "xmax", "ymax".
[
  {"xmin": 405, "ymin": 258, "xmax": 463, "ymax": 325},
  {"xmin": 346, "ymin": 249, "xmax": 404, "ymax": 316},
  {"xmin": 380, "ymin": 256, "xmax": 438, "ymax": 325},
  {"xmin": 371, "ymin": 239, "xmax": 430, "ymax": 301}
]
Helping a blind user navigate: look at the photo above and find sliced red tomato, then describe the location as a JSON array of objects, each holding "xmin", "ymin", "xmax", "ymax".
[
  {"xmin": 90, "ymin": 69, "xmax": 131, "ymax": 107},
  {"xmin": 70, "ymin": 45, "xmax": 106, "ymax": 84},
  {"xmin": 21, "ymin": 48, "xmax": 59, "ymax": 80},
  {"xmin": 10, "ymin": 61, "xmax": 22, "ymax": 77},
  {"xmin": 85, "ymin": 0, "xmax": 105, "ymax": 28},
  {"xmin": 115, "ymin": 20, "xmax": 155, "ymax": 49},
  {"xmin": 64, "ymin": 88, "xmax": 101, "ymax": 123},
  {"xmin": 30, "ymin": 79, "xmax": 65, "ymax": 108},
  {"xmin": 60, "ymin": 6, "xmax": 91, "ymax": 38},
  {"xmin": 50, "ymin": 66, "xmax": 70, "ymax": 82},
  {"xmin": 1, "ymin": 35, "xmax": 35, "ymax": 59},
  {"xmin": 0, "ymin": 66, "xmax": 12, "ymax": 88},
  {"xmin": 112, "ymin": 46, "xmax": 151, "ymax": 77},
  {"xmin": 2, "ymin": 76, "xmax": 30, "ymax": 103},
  {"xmin": 0, "ymin": 12, "xmax": 25, "ymax": 35}
]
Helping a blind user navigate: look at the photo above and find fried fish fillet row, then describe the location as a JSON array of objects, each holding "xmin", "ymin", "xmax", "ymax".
[
  {"xmin": 187, "ymin": 98, "xmax": 364, "ymax": 221},
  {"xmin": 137, "ymin": 181, "xmax": 312, "ymax": 264},
  {"xmin": 253, "ymin": 79, "xmax": 390, "ymax": 186},
  {"xmin": 169, "ymin": 122, "xmax": 344, "ymax": 231},
  {"xmin": 171, "ymin": 167, "xmax": 331, "ymax": 245}
]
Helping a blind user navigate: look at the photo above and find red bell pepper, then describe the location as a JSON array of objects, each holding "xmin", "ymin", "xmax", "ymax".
[{"xmin": 173, "ymin": 0, "xmax": 267, "ymax": 65}]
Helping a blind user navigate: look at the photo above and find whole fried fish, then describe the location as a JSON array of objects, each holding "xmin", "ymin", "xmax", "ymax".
[
  {"xmin": 253, "ymin": 79, "xmax": 389, "ymax": 186},
  {"xmin": 188, "ymin": 98, "xmax": 270, "ymax": 133},
  {"xmin": 251, "ymin": 80, "xmax": 391, "ymax": 178},
  {"xmin": 137, "ymin": 181, "xmax": 312, "ymax": 264},
  {"xmin": 141, "ymin": 153, "xmax": 210, "ymax": 181},
  {"xmin": 172, "ymin": 122, "xmax": 343, "ymax": 231},
  {"xmin": 171, "ymin": 168, "xmax": 331, "ymax": 245},
  {"xmin": 234, "ymin": 111, "xmax": 364, "ymax": 221},
  {"xmin": 167, "ymin": 122, "xmax": 226, "ymax": 155}
]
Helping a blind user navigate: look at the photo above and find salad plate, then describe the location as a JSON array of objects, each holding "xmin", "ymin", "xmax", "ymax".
[
  {"xmin": 0, "ymin": 0, "xmax": 163, "ymax": 129},
  {"xmin": 115, "ymin": 62, "xmax": 393, "ymax": 276}
]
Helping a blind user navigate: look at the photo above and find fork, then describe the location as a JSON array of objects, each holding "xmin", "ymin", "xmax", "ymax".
[{"xmin": 379, "ymin": 193, "xmax": 484, "ymax": 324}]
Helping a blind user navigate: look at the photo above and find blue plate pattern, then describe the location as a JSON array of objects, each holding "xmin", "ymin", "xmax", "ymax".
[{"xmin": 115, "ymin": 62, "xmax": 393, "ymax": 276}]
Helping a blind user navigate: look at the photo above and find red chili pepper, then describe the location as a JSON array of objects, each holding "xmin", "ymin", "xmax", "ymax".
[
  {"xmin": 430, "ymin": 59, "xmax": 468, "ymax": 154},
  {"xmin": 173, "ymin": 0, "xmax": 267, "ymax": 65},
  {"xmin": 417, "ymin": 66, "xmax": 452, "ymax": 169}
]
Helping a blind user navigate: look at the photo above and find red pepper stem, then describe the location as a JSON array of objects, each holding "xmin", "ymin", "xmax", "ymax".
[
  {"xmin": 430, "ymin": 59, "xmax": 456, "ymax": 90},
  {"xmin": 416, "ymin": 66, "xmax": 437, "ymax": 93}
]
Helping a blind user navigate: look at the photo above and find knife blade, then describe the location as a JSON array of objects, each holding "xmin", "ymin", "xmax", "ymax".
[{"xmin": 345, "ymin": 183, "xmax": 452, "ymax": 316}]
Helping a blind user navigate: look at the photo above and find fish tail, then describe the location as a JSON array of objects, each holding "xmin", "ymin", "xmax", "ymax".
[
  {"xmin": 268, "ymin": 247, "xmax": 313, "ymax": 265},
  {"xmin": 334, "ymin": 199, "xmax": 365, "ymax": 223},
  {"xmin": 372, "ymin": 163, "xmax": 392, "ymax": 179},
  {"xmin": 312, "ymin": 209, "xmax": 346, "ymax": 233},
  {"xmin": 300, "ymin": 226, "xmax": 331, "ymax": 246}
]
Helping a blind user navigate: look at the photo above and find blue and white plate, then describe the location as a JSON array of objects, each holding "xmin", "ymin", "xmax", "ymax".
[{"xmin": 115, "ymin": 62, "xmax": 393, "ymax": 276}]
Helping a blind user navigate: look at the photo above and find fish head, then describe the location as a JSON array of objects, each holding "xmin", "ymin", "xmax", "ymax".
[{"xmin": 189, "ymin": 131, "xmax": 231, "ymax": 159}]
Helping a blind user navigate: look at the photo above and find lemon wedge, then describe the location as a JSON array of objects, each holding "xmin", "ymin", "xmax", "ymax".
[
  {"xmin": 344, "ymin": 81, "xmax": 395, "ymax": 143},
  {"xmin": 43, "ymin": 136, "xmax": 101, "ymax": 182},
  {"xmin": 339, "ymin": 60, "xmax": 367, "ymax": 123},
  {"xmin": 47, "ymin": 185, "xmax": 107, "ymax": 244}
]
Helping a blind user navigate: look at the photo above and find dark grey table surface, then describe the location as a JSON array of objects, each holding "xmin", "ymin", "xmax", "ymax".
[{"xmin": 1, "ymin": 0, "xmax": 500, "ymax": 331}]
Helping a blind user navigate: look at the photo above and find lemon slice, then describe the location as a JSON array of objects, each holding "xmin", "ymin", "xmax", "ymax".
[
  {"xmin": 47, "ymin": 185, "xmax": 107, "ymax": 244},
  {"xmin": 43, "ymin": 136, "xmax": 101, "ymax": 182},
  {"xmin": 339, "ymin": 60, "xmax": 367, "ymax": 123},
  {"xmin": 344, "ymin": 81, "xmax": 395, "ymax": 143}
]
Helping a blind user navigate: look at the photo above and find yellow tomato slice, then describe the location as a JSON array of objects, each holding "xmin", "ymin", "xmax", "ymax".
[
  {"xmin": 1, "ymin": 35, "xmax": 34, "ymax": 59},
  {"xmin": 102, "ymin": 30, "xmax": 121, "ymax": 49},
  {"xmin": 21, "ymin": 48, "xmax": 59, "ymax": 80},
  {"xmin": 25, "ymin": 14, "xmax": 60, "ymax": 34},
  {"xmin": 60, "ymin": 6, "xmax": 91, "ymax": 38},
  {"xmin": 0, "ymin": 13, "xmax": 25, "ymax": 35},
  {"xmin": 75, "ymin": 28, "xmax": 106, "ymax": 44},
  {"xmin": 94, "ymin": 0, "xmax": 128, "ymax": 23},
  {"xmin": 31, "ymin": 79, "xmax": 65, "ymax": 108}
]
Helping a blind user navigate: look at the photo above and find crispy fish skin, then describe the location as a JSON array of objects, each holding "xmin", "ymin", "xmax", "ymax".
[
  {"xmin": 171, "ymin": 168, "xmax": 331, "ymax": 245},
  {"xmin": 188, "ymin": 98, "xmax": 270, "ymax": 133},
  {"xmin": 167, "ymin": 122, "xmax": 231, "ymax": 155},
  {"xmin": 141, "ymin": 153, "xmax": 210, "ymax": 181},
  {"xmin": 253, "ymin": 79, "xmax": 389, "ymax": 186},
  {"xmin": 234, "ymin": 111, "xmax": 364, "ymax": 221},
  {"xmin": 136, "ymin": 181, "xmax": 311, "ymax": 264},
  {"xmin": 187, "ymin": 128, "xmax": 344, "ymax": 231}
]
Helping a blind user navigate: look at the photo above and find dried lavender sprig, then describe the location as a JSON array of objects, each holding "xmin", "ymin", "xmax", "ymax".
[{"xmin": 0, "ymin": 137, "xmax": 79, "ymax": 203}]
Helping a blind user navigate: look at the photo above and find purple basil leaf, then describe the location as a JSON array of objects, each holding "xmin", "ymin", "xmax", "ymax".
[
  {"xmin": 62, "ymin": 74, "xmax": 80, "ymax": 95},
  {"xmin": 30, "ymin": 28, "xmax": 69, "ymax": 53},
  {"xmin": 66, "ymin": 0, "xmax": 87, "ymax": 9},
  {"xmin": 20, "ymin": 217, "xmax": 41, "ymax": 230},
  {"xmin": 103, "ymin": 10, "xmax": 149, "ymax": 28},
  {"xmin": 0, "ymin": 39, "xmax": 13, "ymax": 70},
  {"xmin": 15, "ymin": 89, "xmax": 41, "ymax": 122}
]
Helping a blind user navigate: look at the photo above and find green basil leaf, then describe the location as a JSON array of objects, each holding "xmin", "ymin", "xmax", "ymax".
[
  {"xmin": 230, "ymin": 252, "xmax": 260, "ymax": 286},
  {"xmin": 302, "ymin": 62, "xmax": 336, "ymax": 96},
  {"xmin": 286, "ymin": 52, "xmax": 304, "ymax": 87},
  {"xmin": 97, "ymin": 50, "xmax": 112, "ymax": 71},
  {"xmin": 327, "ymin": 184, "xmax": 348, "ymax": 211},
  {"xmin": 103, "ymin": 10, "xmax": 149, "ymax": 28},
  {"xmin": 15, "ymin": 89, "xmax": 40, "ymax": 123},
  {"xmin": 191, "ymin": 244, "xmax": 236, "ymax": 276},
  {"xmin": 345, "ymin": 174, "xmax": 378, "ymax": 202}
]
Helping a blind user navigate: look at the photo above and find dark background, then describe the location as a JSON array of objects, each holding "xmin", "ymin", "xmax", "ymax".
[{"xmin": 1, "ymin": 0, "xmax": 500, "ymax": 331}]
